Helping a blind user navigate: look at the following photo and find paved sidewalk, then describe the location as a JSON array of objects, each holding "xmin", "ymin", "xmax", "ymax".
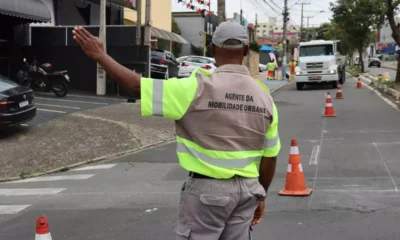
[
  {"xmin": 255, "ymin": 72, "xmax": 290, "ymax": 93},
  {"xmin": 381, "ymin": 61, "xmax": 397, "ymax": 70}
]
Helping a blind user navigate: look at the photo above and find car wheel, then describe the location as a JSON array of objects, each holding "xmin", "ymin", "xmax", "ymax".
[
  {"xmin": 296, "ymin": 83, "xmax": 304, "ymax": 90},
  {"xmin": 332, "ymin": 81, "xmax": 338, "ymax": 89},
  {"xmin": 378, "ymin": 64, "xmax": 381, "ymax": 68}
]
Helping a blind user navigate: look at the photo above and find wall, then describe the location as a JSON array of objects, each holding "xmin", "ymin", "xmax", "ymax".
[
  {"xmin": 124, "ymin": 0, "xmax": 171, "ymax": 32},
  {"xmin": 242, "ymin": 50, "xmax": 260, "ymax": 77},
  {"xmin": 174, "ymin": 15, "xmax": 204, "ymax": 56}
]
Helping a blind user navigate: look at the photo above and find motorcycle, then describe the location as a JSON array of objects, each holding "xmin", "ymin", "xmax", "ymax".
[{"xmin": 17, "ymin": 58, "xmax": 70, "ymax": 97}]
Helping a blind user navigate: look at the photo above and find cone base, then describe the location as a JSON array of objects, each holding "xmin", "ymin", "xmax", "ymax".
[
  {"xmin": 279, "ymin": 188, "xmax": 313, "ymax": 196},
  {"xmin": 335, "ymin": 96, "xmax": 344, "ymax": 99},
  {"xmin": 323, "ymin": 114, "xmax": 336, "ymax": 117}
]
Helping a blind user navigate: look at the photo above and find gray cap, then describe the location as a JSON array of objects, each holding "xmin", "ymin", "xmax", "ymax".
[{"xmin": 212, "ymin": 20, "xmax": 249, "ymax": 49}]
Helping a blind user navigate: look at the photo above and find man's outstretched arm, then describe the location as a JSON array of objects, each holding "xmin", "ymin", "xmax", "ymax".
[{"xmin": 72, "ymin": 26, "xmax": 140, "ymax": 93}]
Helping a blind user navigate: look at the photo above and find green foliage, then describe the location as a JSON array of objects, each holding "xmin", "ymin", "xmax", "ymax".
[
  {"xmin": 171, "ymin": 17, "xmax": 182, "ymax": 57},
  {"xmin": 348, "ymin": 66, "xmax": 362, "ymax": 76},
  {"xmin": 330, "ymin": 0, "xmax": 384, "ymax": 72},
  {"xmin": 249, "ymin": 41, "xmax": 261, "ymax": 53}
]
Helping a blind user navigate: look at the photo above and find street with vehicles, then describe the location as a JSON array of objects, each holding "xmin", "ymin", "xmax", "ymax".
[{"xmin": 2, "ymin": 75, "xmax": 400, "ymax": 239}]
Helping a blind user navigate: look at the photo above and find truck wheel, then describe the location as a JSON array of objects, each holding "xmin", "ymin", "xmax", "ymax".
[
  {"xmin": 296, "ymin": 83, "xmax": 304, "ymax": 90},
  {"xmin": 332, "ymin": 81, "xmax": 338, "ymax": 89}
]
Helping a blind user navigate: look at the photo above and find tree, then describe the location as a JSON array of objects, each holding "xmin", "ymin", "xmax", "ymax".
[
  {"xmin": 330, "ymin": 0, "xmax": 383, "ymax": 72},
  {"xmin": 382, "ymin": 0, "xmax": 400, "ymax": 83},
  {"xmin": 171, "ymin": 17, "xmax": 182, "ymax": 57}
]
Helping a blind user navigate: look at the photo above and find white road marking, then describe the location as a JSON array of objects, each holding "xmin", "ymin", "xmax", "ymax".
[
  {"xmin": 374, "ymin": 141, "xmax": 400, "ymax": 146},
  {"xmin": 37, "ymin": 108, "xmax": 67, "ymax": 114},
  {"xmin": 10, "ymin": 174, "xmax": 95, "ymax": 183},
  {"xmin": 308, "ymin": 118, "xmax": 326, "ymax": 207},
  {"xmin": 35, "ymin": 97, "xmax": 108, "ymax": 105},
  {"xmin": 36, "ymin": 92, "xmax": 122, "ymax": 101},
  {"xmin": 0, "ymin": 188, "xmax": 65, "ymax": 196},
  {"xmin": 72, "ymin": 164, "xmax": 117, "ymax": 171},
  {"xmin": 0, "ymin": 205, "xmax": 31, "ymax": 214},
  {"xmin": 20, "ymin": 124, "xmax": 28, "ymax": 127},
  {"xmin": 373, "ymin": 143, "xmax": 398, "ymax": 192},
  {"xmin": 317, "ymin": 189, "xmax": 396, "ymax": 192},
  {"xmin": 35, "ymin": 103, "xmax": 81, "ymax": 109},
  {"xmin": 309, "ymin": 145, "xmax": 320, "ymax": 165}
]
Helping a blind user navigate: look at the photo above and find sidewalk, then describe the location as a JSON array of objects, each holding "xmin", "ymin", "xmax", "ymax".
[
  {"xmin": 381, "ymin": 61, "xmax": 397, "ymax": 70},
  {"xmin": 0, "ymin": 102, "xmax": 175, "ymax": 180},
  {"xmin": 254, "ymin": 72, "xmax": 290, "ymax": 93}
]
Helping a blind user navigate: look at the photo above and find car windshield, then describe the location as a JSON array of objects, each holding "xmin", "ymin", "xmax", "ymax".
[
  {"xmin": 299, "ymin": 44, "xmax": 334, "ymax": 57},
  {"xmin": 186, "ymin": 57, "xmax": 211, "ymax": 64},
  {"xmin": 151, "ymin": 51, "xmax": 164, "ymax": 58},
  {"xmin": 0, "ymin": 75, "xmax": 17, "ymax": 92}
]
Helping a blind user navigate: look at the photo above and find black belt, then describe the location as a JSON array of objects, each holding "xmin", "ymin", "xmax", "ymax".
[{"xmin": 189, "ymin": 172, "xmax": 214, "ymax": 179}]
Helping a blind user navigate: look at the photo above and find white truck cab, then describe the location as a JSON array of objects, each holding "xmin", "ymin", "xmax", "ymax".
[{"xmin": 294, "ymin": 40, "xmax": 345, "ymax": 90}]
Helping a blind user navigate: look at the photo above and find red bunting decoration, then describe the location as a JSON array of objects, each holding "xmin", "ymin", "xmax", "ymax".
[{"xmin": 180, "ymin": 0, "xmax": 211, "ymax": 18}]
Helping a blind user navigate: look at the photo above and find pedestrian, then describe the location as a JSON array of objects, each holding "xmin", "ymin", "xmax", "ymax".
[
  {"xmin": 267, "ymin": 59, "xmax": 276, "ymax": 80},
  {"xmin": 72, "ymin": 20, "xmax": 280, "ymax": 240}
]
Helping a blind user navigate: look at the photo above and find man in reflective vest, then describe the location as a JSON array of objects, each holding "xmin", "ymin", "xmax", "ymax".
[
  {"xmin": 266, "ymin": 59, "xmax": 276, "ymax": 80},
  {"xmin": 289, "ymin": 59, "xmax": 297, "ymax": 81},
  {"xmin": 73, "ymin": 20, "xmax": 280, "ymax": 240}
]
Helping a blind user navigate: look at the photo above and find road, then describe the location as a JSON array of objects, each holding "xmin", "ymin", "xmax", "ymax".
[
  {"xmin": 368, "ymin": 66, "xmax": 396, "ymax": 79},
  {"xmin": 2, "ymin": 75, "xmax": 400, "ymax": 239}
]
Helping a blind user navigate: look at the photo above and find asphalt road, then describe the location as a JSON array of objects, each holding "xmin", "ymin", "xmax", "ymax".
[
  {"xmin": 2, "ymin": 76, "xmax": 400, "ymax": 239},
  {"xmin": 25, "ymin": 92, "xmax": 126, "ymax": 126}
]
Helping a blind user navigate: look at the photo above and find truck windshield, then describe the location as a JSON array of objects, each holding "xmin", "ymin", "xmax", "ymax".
[{"xmin": 299, "ymin": 44, "xmax": 334, "ymax": 57}]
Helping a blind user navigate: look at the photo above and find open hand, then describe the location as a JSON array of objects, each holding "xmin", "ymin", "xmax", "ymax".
[
  {"xmin": 72, "ymin": 26, "xmax": 104, "ymax": 61},
  {"xmin": 251, "ymin": 200, "xmax": 265, "ymax": 226}
]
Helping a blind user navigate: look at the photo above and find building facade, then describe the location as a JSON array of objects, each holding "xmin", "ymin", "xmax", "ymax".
[{"xmin": 172, "ymin": 11, "xmax": 218, "ymax": 57}]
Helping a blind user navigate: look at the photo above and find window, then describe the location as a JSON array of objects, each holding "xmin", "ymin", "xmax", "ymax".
[
  {"xmin": 299, "ymin": 44, "xmax": 334, "ymax": 57},
  {"xmin": 0, "ymin": 76, "xmax": 17, "ymax": 92},
  {"xmin": 186, "ymin": 57, "xmax": 211, "ymax": 64}
]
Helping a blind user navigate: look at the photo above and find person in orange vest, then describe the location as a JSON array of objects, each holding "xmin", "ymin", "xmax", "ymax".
[
  {"xmin": 266, "ymin": 59, "xmax": 276, "ymax": 80},
  {"xmin": 289, "ymin": 59, "xmax": 297, "ymax": 81}
]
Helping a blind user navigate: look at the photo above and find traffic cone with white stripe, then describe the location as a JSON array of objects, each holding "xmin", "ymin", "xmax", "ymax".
[
  {"xmin": 35, "ymin": 216, "xmax": 52, "ymax": 240},
  {"xmin": 335, "ymin": 83, "xmax": 344, "ymax": 99},
  {"xmin": 356, "ymin": 76, "xmax": 362, "ymax": 88},
  {"xmin": 279, "ymin": 139, "xmax": 312, "ymax": 196},
  {"xmin": 323, "ymin": 92, "xmax": 336, "ymax": 117}
]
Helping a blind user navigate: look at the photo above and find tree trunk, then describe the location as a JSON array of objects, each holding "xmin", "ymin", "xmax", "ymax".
[
  {"xmin": 386, "ymin": 0, "xmax": 400, "ymax": 82},
  {"xmin": 358, "ymin": 47, "xmax": 364, "ymax": 73}
]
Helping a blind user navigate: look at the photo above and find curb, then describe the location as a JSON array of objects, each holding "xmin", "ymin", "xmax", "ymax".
[
  {"xmin": 0, "ymin": 137, "xmax": 176, "ymax": 183},
  {"xmin": 271, "ymin": 81, "xmax": 293, "ymax": 94}
]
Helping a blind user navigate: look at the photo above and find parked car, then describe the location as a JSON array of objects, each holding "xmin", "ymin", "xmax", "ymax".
[
  {"xmin": 259, "ymin": 63, "xmax": 267, "ymax": 72},
  {"xmin": 178, "ymin": 56, "xmax": 217, "ymax": 78},
  {"xmin": 151, "ymin": 49, "xmax": 180, "ymax": 79},
  {"xmin": 0, "ymin": 75, "xmax": 36, "ymax": 128},
  {"xmin": 368, "ymin": 57, "xmax": 381, "ymax": 68},
  {"xmin": 176, "ymin": 56, "xmax": 188, "ymax": 63}
]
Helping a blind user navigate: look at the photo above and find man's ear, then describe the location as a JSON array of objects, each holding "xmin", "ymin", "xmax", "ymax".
[{"xmin": 243, "ymin": 45, "xmax": 249, "ymax": 56}]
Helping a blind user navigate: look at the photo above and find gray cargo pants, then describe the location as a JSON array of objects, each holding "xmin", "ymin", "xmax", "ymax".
[{"xmin": 172, "ymin": 176, "xmax": 266, "ymax": 240}]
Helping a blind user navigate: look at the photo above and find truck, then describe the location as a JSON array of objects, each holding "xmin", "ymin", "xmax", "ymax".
[{"xmin": 294, "ymin": 40, "xmax": 346, "ymax": 90}]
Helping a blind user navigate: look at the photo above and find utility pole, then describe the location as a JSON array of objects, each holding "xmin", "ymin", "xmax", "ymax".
[
  {"xmin": 217, "ymin": 0, "xmax": 226, "ymax": 24},
  {"xmin": 97, "ymin": 0, "xmax": 107, "ymax": 95},
  {"xmin": 296, "ymin": 1, "xmax": 310, "ymax": 42},
  {"xmin": 282, "ymin": 0, "xmax": 289, "ymax": 81},
  {"xmin": 240, "ymin": 9, "xmax": 243, "ymax": 26},
  {"xmin": 144, "ymin": 0, "xmax": 152, "ymax": 77},
  {"xmin": 255, "ymin": 13, "xmax": 258, "ymax": 40},
  {"xmin": 136, "ymin": 0, "xmax": 142, "ymax": 45}
]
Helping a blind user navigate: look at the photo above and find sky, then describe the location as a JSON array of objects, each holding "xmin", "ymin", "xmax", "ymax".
[{"xmin": 171, "ymin": 0, "xmax": 333, "ymax": 27}]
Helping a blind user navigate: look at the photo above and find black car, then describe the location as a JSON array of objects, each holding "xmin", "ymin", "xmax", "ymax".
[
  {"xmin": 0, "ymin": 75, "xmax": 36, "ymax": 128},
  {"xmin": 368, "ymin": 57, "xmax": 381, "ymax": 68},
  {"xmin": 151, "ymin": 49, "xmax": 179, "ymax": 79}
]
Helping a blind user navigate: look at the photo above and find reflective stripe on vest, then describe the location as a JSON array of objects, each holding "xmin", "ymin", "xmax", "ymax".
[
  {"xmin": 152, "ymin": 80, "xmax": 163, "ymax": 116},
  {"xmin": 264, "ymin": 135, "xmax": 279, "ymax": 148}
]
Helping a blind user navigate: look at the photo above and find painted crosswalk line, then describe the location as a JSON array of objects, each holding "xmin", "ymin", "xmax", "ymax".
[
  {"xmin": 10, "ymin": 174, "xmax": 95, "ymax": 183},
  {"xmin": 0, "ymin": 188, "xmax": 66, "ymax": 196},
  {"xmin": 72, "ymin": 164, "xmax": 117, "ymax": 171},
  {"xmin": 0, "ymin": 205, "xmax": 31, "ymax": 214}
]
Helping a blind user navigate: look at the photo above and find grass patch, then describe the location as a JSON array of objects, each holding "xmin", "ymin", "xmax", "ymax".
[{"xmin": 20, "ymin": 170, "xmax": 32, "ymax": 179}]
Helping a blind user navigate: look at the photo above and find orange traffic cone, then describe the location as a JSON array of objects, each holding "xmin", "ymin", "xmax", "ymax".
[
  {"xmin": 335, "ymin": 83, "xmax": 344, "ymax": 99},
  {"xmin": 356, "ymin": 77, "xmax": 362, "ymax": 88},
  {"xmin": 323, "ymin": 92, "xmax": 336, "ymax": 117},
  {"xmin": 279, "ymin": 139, "xmax": 312, "ymax": 196},
  {"xmin": 35, "ymin": 216, "xmax": 52, "ymax": 240}
]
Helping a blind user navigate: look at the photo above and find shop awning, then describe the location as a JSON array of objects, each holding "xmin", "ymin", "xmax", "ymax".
[
  {"xmin": 0, "ymin": 0, "xmax": 51, "ymax": 22},
  {"xmin": 151, "ymin": 27, "xmax": 189, "ymax": 44}
]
